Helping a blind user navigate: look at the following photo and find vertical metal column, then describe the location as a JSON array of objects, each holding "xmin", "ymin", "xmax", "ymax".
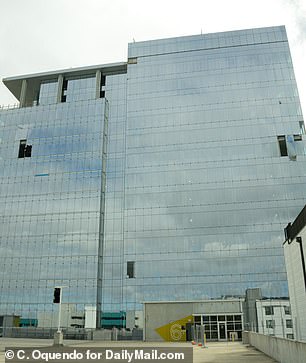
[
  {"xmin": 19, "ymin": 80, "xmax": 27, "ymax": 108},
  {"xmin": 296, "ymin": 237, "xmax": 306, "ymax": 290},
  {"xmin": 57, "ymin": 74, "xmax": 64, "ymax": 103},
  {"xmin": 57, "ymin": 288, "xmax": 62, "ymax": 333},
  {"xmin": 96, "ymin": 99, "xmax": 109, "ymax": 329},
  {"xmin": 95, "ymin": 70, "xmax": 101, "ymax": 99}
]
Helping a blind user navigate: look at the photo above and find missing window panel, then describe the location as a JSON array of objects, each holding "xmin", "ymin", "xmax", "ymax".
[
  {"xmin": 277, "ymin": 135, "xmax": 287, "ymax": 157},
  {"xmin": 18, "ymin": 139, "xmax": 32, "ymax": 158},
  {"xmin": 127, "ymin": 261, "xmax": 135, "ymax": 278}
]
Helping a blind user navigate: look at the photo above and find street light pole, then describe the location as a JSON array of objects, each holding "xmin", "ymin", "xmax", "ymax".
[{"xmin": 53, "ymin": 286, "xmax": 67, "ymax": 346}]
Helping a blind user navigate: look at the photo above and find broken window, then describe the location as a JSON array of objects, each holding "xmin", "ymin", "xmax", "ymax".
[
  {"xmin": 127, "ymin": 261, "xmax": 135, "ymax": 278},
  {"xmin": 61, "ymin": 79, "xmax": 68, "ymax": 102},
  {"xmin": 18, "ymin": 140, "xmax": 26, "ymax": 158},
  {"xmin": 24, "ymin": 144, "xmax": 32, "ymax": 157},
  {"xmin": 18, "ymin": 140, "xmax": 32, "ymax": 158},
  {"xmin": 277, "ymin": 135, "xmax": 287, "ymax": 157},
  {"xmin": 294, "ymin": 134, "xmax": 302, "ymax": 141},
  {"xmin": 286, "ymin": 135, "xmax": 297, "ymax": 160},
  {"xmin": 100, "ymin": 75, "xmax": 106, "ymax": 98}
]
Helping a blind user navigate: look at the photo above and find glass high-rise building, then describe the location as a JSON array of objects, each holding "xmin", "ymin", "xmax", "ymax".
[{"xmin": 1, "ymin": 25, "xmax": 306, "ymax": 328}]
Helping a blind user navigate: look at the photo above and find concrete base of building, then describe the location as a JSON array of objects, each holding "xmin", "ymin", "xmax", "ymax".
[
  {"xmin": 53, "ymin": 331, "xmax": 64, "ymax": 346},
  {"xmin": 92, "ymin": 329, "xmax": 112, "ymax": 340},
  {"xmin": 242, "ymin": 331, "xmax": 249, "ymax": 345}
]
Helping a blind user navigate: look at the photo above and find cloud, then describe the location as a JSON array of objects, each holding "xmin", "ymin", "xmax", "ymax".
[{"xmin": 282, "ymin": 0, "xmax": 306, "ymax": 43}]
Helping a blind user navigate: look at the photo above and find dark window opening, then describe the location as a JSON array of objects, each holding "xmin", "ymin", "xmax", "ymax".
[
  {"xmin": 127, "ymin": 261, "xmax": 135, "ymax": 278},
  {"xmin": 100, "ymin": 75, "xmax": 106, "ymax": 98},
  {"xmin": 277, "ymin": 135, "xmax": 288, "ymax": 156},
  {"xmin": 18, "ymin": 140, "xmax": 26, "ymax": 158},
  {"xmin": 294, "ymin": 134, "xmax": 302, "ymax": 141},
  {"xmin": 127, "ymin": 57, "xmax": 138, "ymax": 64},
  {"xmin": 53, "ymin": 287, "xmax": 61, "ymax": 303},
  {"xmin": 194, "ymin": 316, "xmax": 201, "ymax": 323},
  {"xmin": 266, "ymin": 320, "xmax": 275, "ymax": 328},
  {"xmin": 264, "ymin": 306, "xmax": 274, "ymax": 315},
  {"xmin": 25, "ymin": 144, "xmax": 32, "ymax": 157},
  {"xmin": 61, "ymin": 79, "xmax": 68, "ymax": 102},
  {"xmin": 18, "ymin": 140, "xmax": 32, "ymax": 158},
  {"xmin": 299, "ymin": 121, "xmax": 305, "ymax": 134}
]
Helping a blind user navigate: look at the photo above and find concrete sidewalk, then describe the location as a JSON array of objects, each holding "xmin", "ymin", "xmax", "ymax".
[
  {"xmin": 192, "ymin": 342, "xmax": 278, "ymax": 362},
  {"xmin": 0, "ymin": 339, "xmax": 278, "ymax": 363}
]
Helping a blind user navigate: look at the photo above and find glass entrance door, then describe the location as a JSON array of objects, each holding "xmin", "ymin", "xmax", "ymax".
[{"xmin": 218, "ymin": 322, "xmax": 227, "ymax": 340}]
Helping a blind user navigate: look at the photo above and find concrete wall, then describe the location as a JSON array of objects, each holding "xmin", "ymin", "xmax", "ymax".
[
  {"xmin": 92, "ymin": 329, "xmax": 112, "ymax": 341},
  {"xmin": 248, "ymin": 331, "xmax": 306, "ymax": 363},
  {"xmin": 244, "ymin": 288, "xmax": 262, "ymax": 332},
  {"xmin": 284, "ymin": 231, "xmax": 306, "ymax": 341},
  {"xmin": 145, "ymin": 302, "xmax": 192, "ymax": 341},
  {"xmin": 144, "ymin": 300, "xmax": 242, "ymax": 341}
]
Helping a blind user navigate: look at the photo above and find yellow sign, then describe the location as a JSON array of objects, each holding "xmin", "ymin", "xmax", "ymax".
[{"xmin": 155, "ymin": 315, "xmax": 194, "ymax": 341}]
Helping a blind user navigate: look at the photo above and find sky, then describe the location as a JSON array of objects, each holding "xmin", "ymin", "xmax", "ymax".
[{"xmin": 0, "ymin": 0, "xmax": 306, "ymax": 113}]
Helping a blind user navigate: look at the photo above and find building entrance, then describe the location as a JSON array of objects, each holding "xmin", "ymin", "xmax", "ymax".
[
  {"xmin": 218, "ymin": 322, "xmax": 226, "ymax": 340},
  {"xmin": 193, "ymin": 314, "xmax": 242, "ymax": 341}
]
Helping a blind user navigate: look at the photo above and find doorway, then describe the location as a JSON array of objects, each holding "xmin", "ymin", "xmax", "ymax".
[
  {"xmin": 218, "ymin": 322, "xmax": 227, "ymax": 340},
  {"xmin": 185, "ymin": 323, "xmax": 192, "ymax": 341}
]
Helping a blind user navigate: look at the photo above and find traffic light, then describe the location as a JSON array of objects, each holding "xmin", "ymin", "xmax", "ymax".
[{"xmin": 53, "ymin": 287, "xmax": 61, "ymax": 303}]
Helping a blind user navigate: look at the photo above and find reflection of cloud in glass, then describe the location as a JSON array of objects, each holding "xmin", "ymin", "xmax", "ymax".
[{"xmin": 0, "ymin": 99, "xmax": 105, "ymax": 318}]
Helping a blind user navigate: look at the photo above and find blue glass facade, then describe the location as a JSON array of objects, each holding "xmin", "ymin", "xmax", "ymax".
[
  {"xmin": 1, "ymin": 26, "xmax": 306, "ymax": 326},
  {"xmin": 121, "ymin": 26, "xmax": 306, "ymax": 313},
  {"xmin": 0, "ymin": 75, "xmax": 109, "ymax": 324}
]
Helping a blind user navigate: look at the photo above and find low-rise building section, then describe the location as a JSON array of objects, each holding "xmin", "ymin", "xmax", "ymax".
[{"xmin": 256, "ymin": 299, "xmax": 294, "ymax": 339}]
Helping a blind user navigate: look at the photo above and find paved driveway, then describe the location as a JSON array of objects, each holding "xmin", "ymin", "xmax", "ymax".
[{"xmin": 0, "ymin": 339, "xmax": 278, "ymax": 363}]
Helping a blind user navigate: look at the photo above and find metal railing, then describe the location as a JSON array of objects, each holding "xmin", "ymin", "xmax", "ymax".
[{"xmin": 0, "ymin": 326, "xmax": 91, "ymax": 340}]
